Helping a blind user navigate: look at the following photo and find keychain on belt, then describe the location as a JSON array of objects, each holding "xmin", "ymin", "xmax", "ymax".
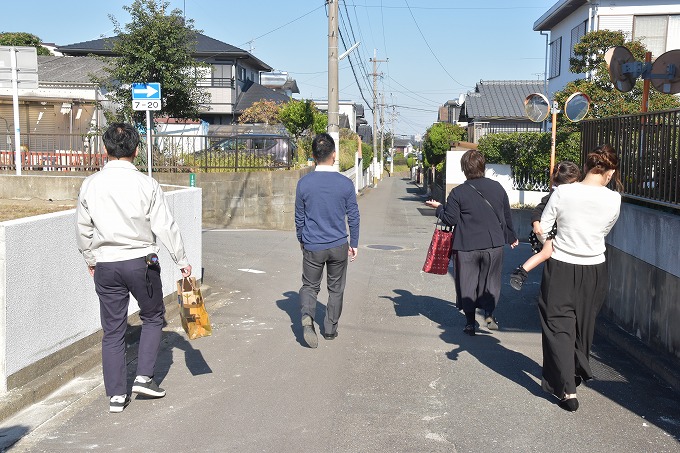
[{"xmin": 145, "ymin": 253, "xmax": 159, "ymax": 297}]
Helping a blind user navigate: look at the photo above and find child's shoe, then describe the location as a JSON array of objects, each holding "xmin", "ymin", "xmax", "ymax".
[{"xmin": 510, "ymin": 266, "xmax": 529, "ymax": 290}]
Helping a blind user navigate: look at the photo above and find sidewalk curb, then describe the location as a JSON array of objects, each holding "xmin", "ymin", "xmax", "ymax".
[
  {"xmin": 596, "ymin": 317, "xmax": 680, "ymax": 393},
  {"xmin": 0, "ymin": 285, "xmax": 212, "ymax": 423}
]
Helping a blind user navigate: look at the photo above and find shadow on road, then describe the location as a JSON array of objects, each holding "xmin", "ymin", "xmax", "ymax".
[
  {"xmin": 123, "ymin": 327, "xmax": 213, "ymax": 395},
  {"xmin": 382, "ymin": 289, "xmax": 548, "ymax": 400},
  {"xmin": 275, "ymin": 290, "xmax": 329, "ymax": 348}
]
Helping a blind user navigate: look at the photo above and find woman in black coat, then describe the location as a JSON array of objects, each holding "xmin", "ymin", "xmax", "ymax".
[{"xmin": 426, "ymin": 149, "xmax": 518, "ymax": 335}]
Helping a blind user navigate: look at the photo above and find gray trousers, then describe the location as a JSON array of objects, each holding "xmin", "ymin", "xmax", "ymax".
[
  {"xmin": 94, "ymin": 257, "xmax": 164, "ymax": 397},
  {"xmin": 299, "ymin": 243, "xmax": 349, "ymax": 335},
  {"xmin": 454, "ymin": 246, "xmax": 504, "ymax": 323}
]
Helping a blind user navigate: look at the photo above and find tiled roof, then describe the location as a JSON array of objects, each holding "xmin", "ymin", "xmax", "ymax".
[
  {"xmin": 464, "ymin": 80, "xmax": 546, "ymax": 121},
  {"xmin": 57, "ymin": 32, "xmax": 271, "ymax": 70},
  {"xmin": 37, "ymin": 55, "xmax": 107, "ymax": 84},
  {"xmin": 235, "ymin": 80, "xmax": 290, "ymax": 113}
]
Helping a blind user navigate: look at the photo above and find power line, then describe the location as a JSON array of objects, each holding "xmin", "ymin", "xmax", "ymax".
[
  {"xmin": 403, "ymin": 0, "xmax": 468, "ymax": 89},
  {"xmin": 238, "ymin": 5, "xmax": 325, "ymax": 48}
]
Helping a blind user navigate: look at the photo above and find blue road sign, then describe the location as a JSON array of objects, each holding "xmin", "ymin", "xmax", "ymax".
[
  {"xmin": 132, "ymin": 82, "xmax": 161, "ymax": 100},
  {"xmin": 132, "ymin": 82, "xmax": 162, "ymax": 111}
]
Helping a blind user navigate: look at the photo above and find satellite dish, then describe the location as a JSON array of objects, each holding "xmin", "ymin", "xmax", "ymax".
[
  {"xmin": 650, "ymin": 49, "xmax": 680, "ymax": 94},
  {"xmin": 564, "ymin": 92, "xmax": 591, "ymax": 122},
  {"xmin": 524, "ymin": 93, "xmax": 550, "ymax": 122},
  {"xmin": 605, "ymin": 46, "xmax": 636, "ymax": 93}
]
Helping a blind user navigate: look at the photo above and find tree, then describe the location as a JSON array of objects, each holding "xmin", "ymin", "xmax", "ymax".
[
  {"xmin": 238, "ymin": 100, "xmax": 282, "ymax": 124},
  {"xmin": 422, "ymin": 122, "xmax": 466, "ymax": 170},
  {"xmin": 554, "ymin": 30, "xmax": 680, "ymax": 131},
  {"xmin": 278, "ymin": 99, "xmax": 326, "ymax": 139},
  {"xmin": 0, "ymin": 32, "xmax": 51, "ymax": 55},
  {"xmin": 95, "ymin": 0, "xmax": 210, "ymax": 124}
]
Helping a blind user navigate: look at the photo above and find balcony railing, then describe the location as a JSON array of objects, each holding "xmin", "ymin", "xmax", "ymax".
[
  {"xmin": 196, "ymin": 77, "xmax": 235, "ymax": 88},
  {"xmin": 581, "ymin": 109, "xmax": 680, "ymax": 211}
]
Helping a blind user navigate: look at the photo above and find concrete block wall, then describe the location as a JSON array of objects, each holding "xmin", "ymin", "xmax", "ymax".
[
  {"xmin": 154, "ymin": 167, "xmax": 312, "ymax": 231},
  {"xmin": 605, "ymin": 203, "xmax": 680, "ymax": 359},
  {"xmin": 0, "ymin": 185, "xmax": 202, "ymax": 393}
]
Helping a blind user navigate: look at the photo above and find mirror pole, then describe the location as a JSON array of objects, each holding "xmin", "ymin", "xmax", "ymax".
[{"xmin": 550, "ymin": 101, "xmax": 559, "ymax": 186}]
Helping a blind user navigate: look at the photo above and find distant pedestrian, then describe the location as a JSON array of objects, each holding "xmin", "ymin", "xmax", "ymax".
[
  {"xmin": 509, "ymin": 161, "xmax": 581, "ymax": 290},
  {"xmin": 76, "ymin": 122, "xmax": 192, "ymax": 413},
  {"xmin": 537, "ymin": 145, "xmax": 622, "ymax": 411},
  {"xmin": 425, "ymin": 149, "xmax": 518, "ymax": 335},
  {"xmin": 295, "ymin": 133, "xmax": 360, "ymax": 348}
]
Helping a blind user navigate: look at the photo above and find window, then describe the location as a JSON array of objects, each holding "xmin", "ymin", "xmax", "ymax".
[
  {"xmin": 238, "ymin": 66, "xmax": 246, "ymax": 81},
  {"xmin": 634, "ymin": 15, "xmax": 680, "ymax": 58},
  {"xmin": 549, "ymin": 37, "xmax": 561, "ymax": 79},
  {"xmin": 571, "ymin": 20, "xmax": 587, "ymax": 58}
]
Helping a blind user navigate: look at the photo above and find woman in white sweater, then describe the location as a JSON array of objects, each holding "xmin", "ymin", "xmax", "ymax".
[{"xmin": 537, "ymin": 144, "xmax": 622, "ymax": 412}]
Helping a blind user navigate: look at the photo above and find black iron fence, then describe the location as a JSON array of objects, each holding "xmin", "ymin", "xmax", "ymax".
[
  {"xmin": 581, "ymin": 109, "xmax": 680, "ymax": 211},
  {"xmin": 0, "ymin": 132, "xmax": 296, "ymax": 172}
]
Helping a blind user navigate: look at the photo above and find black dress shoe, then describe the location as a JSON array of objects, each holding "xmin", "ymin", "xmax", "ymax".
[
  {"xmin": 559, "ymin": 397, "xmax": 579, "ymax": 412},
  {"xmin": 323, "ymin": 332, "xmax": 338, "ymax": 340},
  {"xmin": 575, "ymin": 376, "xmax": 582, "ymax": 387},
  {"xmin": 463, "ymin": 324, "xmax": 475, "ymax": 336}
]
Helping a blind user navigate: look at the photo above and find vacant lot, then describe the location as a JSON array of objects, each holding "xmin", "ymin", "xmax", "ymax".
[{"xmin": 0, "ymin": 199, "xmax": 76, "ymax": 222}]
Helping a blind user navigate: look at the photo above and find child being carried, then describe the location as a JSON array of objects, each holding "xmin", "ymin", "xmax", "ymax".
[{"xmin": 510, "ymin": 161, "xmax": 581, "ymax": 290}]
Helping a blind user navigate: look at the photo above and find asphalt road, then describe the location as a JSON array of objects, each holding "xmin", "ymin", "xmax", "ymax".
[{"xmin": 2, "ymin": 174, "xmax": 679, "ymax": 452}]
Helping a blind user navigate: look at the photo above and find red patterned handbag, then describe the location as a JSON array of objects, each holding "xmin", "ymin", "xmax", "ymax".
[{"xmin": 422, "ymin": 221, "xmax": 454, "ymax": 275}]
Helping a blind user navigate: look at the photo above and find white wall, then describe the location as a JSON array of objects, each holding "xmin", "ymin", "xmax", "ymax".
[{"xmin": 0, "ymin": 186, "xmax": 202, "ymax": 392}]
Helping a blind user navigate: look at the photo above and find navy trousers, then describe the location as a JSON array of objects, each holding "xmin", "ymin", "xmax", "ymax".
[
  {"xmin": 94, "ymin": 257, "xmax": 164, "ymax": 397},
  {"xmin": 299, "ymin": 243, "xmax": 349, "ymax": 335}
]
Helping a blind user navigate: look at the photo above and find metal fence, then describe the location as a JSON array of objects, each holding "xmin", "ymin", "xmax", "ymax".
[
  {"xmin": 581, "ymin": 109, "xmax": 680, "ymax": 211},
  {"xmin": 0, "ymin": 132, "xmax": 296, "ymax": 172}
]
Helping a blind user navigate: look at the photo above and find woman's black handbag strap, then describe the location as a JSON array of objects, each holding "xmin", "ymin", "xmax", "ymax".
[{"xmin": 467, "ymin": 182, "xmax": 503, "ymax": 226}]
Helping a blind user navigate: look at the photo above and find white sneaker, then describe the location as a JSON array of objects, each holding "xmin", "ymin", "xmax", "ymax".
[{"xmin": 109, "ymin": 394, "xmax": 130, "ymax": 413}]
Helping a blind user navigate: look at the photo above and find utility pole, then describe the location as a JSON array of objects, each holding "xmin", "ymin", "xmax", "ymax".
[
  {"xmin": 390, "ymin": 99, "xmax": 396, "ymax": 175},
  {"xmin": 370, "ymin": 49, "xmax": 387, "ymax": 185},
  {"xmin": 327, "ymin": 0, "xmax": 340, "ymax": 170},
  {"xmin": 379, "ymin": 92, "xmax": 385, "ymax": 179}
]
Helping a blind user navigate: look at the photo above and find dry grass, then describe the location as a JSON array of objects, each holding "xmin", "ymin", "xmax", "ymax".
[{"xmin": 0, "ymin": 200, "xmax": 76, "ymax": 222}]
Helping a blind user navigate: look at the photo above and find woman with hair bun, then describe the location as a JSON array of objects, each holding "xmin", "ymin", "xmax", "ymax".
[{"xmin": 537, "ymin": 144, "xmax": 622, "ymax": 412}]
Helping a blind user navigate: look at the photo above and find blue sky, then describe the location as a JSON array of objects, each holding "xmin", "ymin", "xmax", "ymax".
[{"xmin": 4, "ymin": 0, "xmax": 557, "ymax": 137}]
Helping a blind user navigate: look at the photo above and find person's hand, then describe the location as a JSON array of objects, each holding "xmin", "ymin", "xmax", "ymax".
[
  {"xmin": 348, "ymin": 246, "xmax": 358, "ymax": 262},
  {"xmin": 532, "ymin": 221, "xmax": 543, "ymax": 236},
  {"xmin": 425, "ymin": 199, "xmax": 441, "ymax": 209},
  {"xmin": 88, "ymin": 265, "xmax": 96, "ymax": 277},
  {"xmin": 510, "ymin": 239, "xmax": 519, "ymax": 249},
  {"xmin": 181, "ymin": 265, "xmax": 192, "ymax": 277}
]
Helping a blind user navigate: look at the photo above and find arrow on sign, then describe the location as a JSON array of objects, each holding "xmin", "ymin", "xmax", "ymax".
[{"xmin": 132, "ymin": 85, "xmax": 159, "ymax": 97}]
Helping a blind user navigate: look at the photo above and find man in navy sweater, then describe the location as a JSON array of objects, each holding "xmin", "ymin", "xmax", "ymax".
[{"xmin": 295, "ymin": 133, "xmax": 360, "ymax": 348}]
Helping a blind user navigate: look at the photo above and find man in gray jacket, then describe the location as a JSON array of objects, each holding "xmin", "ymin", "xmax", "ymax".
[{"xmin": 76, "ymin": 123, "xmax": 192, "ymax": 413}]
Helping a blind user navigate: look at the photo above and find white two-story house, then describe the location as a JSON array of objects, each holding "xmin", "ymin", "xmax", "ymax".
[
  {"xmin": 57, "ymin": 32, "xmax": 292, "ymax": 125},
  {"xmin": 534, "ymin": 0, "xmax": 680, "ymax": 99}
]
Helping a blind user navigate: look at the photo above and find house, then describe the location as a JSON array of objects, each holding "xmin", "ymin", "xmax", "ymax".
[
  {"xmin": 534, "ymin": 0, "xmax": 680, "ymax": 99},
  {"xmin": 460, "ymin": 80, "xmax": 546, "ymax": 143},
  {"xmin": 392, "ymin": 138, "xmax": 414, "ymax": 156},
  {"xmin": 0, "ymin": 55, "xmax": 108, "ymax": 158},
  {"xmin": 56, "ymin": 32, "xmax": 296, "ymax": 125},
  {"xmin": 313, "ymin": 100, "xmax": 367, "ymax": 134},
  {"xmin": 438, "ymin": 98, "xmax": 465, "ymax": 126}
]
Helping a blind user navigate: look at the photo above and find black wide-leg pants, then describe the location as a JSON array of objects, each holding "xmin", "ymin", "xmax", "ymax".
[
  {"xmin": 454, "ymin": 246, "xmax": 504, "ymax": 323},
  {"xmin": 538, "ymin": 258, "xmax": 608, "ymax": 398}
]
